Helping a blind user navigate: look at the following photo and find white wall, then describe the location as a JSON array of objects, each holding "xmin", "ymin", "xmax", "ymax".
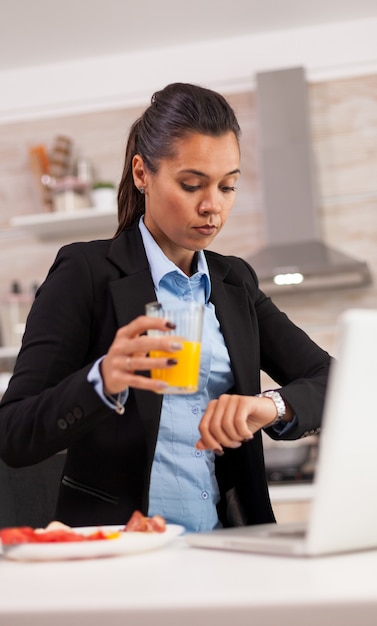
[{"xmin": 1, "ymin": 17, "xmax": 377, "ymax": 123}]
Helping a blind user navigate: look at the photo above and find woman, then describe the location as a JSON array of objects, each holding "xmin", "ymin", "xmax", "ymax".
[{"xmin": 0, "ymin": 83, "xmax": 331, "ymax": 531}]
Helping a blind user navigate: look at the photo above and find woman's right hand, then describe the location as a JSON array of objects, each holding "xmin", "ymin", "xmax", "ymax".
[{"xmin": 100, "ymin": 315, "xmax": 182, "ymax": 395}]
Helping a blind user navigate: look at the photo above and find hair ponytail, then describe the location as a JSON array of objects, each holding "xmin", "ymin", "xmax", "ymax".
[{"xmin": 115, "ymin": 118, "xmax": 145, "ymax": 235}]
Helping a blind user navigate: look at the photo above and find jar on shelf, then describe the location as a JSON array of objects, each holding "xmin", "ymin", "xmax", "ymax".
[
  {"xmin": 73, "ymin": 156, "xmax": 95, "ymax": 187},
  {"xmin": 92, "ymin": 181, "xmax": 117, "ymax": 211},
  {"xmin": 51, "ymin": 176, "xmax": 91, "ymax": 213}
]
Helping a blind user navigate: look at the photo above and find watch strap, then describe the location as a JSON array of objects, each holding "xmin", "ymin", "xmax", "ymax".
[{"xmin": 256, "ymin": 390, "xmax": 286, "ymax": 426}]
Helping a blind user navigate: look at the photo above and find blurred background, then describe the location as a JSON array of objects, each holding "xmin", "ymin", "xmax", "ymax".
[{"xmin": 1, "ymin": 0, "xmax": 377, "ymax": 518}]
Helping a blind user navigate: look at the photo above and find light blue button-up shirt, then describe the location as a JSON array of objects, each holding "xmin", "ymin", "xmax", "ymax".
[{"xmin": 139, "ymin": 218, "xmax": 234, "ymax": 532}]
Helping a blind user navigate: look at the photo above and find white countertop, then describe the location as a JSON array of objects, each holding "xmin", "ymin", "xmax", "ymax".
[{"xmin": 1, "ymin": 536, "xmax": 376, "ymax": 626}]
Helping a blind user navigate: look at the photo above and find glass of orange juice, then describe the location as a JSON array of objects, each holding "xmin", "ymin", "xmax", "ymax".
[{"xmin": 145, "ymin": 301, "xmax": 204, "ymax": 394}]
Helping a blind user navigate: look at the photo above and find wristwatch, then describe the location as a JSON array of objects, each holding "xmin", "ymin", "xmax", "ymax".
[{"xmin": 257, "ymin": 390, "xmax": 286, "ymax": 427}]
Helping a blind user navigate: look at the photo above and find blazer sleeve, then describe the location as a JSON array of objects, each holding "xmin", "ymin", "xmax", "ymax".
[
  {"xmin": 0, "ymin": 244, "xmax": 115, "ymax": 467},
  {"xmin": 219, "ymin": 255, "xmax": 332, "ymax": 441},
  {"xmin": 254, "ymin": 282, "xmax": 332, "ymax": 440}
]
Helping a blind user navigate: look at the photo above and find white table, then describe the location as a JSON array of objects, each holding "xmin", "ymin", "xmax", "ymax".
[{"xmin": 1, "ymin": 537, "xmax": 376, "ymax": 626}]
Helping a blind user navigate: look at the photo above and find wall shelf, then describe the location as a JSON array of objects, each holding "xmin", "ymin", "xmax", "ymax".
[{"xmin": 10, "ymin": 208, "xmax": 117, "ymax": 241}]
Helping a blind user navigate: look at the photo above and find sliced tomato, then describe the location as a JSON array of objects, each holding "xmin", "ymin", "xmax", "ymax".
[
  {"xmin": 33, "ymin": 529, "xmax": 86, "ymax": 543},
  {"xmin": 86, "ymin": 530, "xmax": 111, "ymax": 541},
  {"xmin": 0, "ymin": 527, "xmax": 36, "ymax": 545}
]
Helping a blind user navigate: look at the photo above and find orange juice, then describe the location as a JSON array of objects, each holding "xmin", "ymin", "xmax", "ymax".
[{"xmin": 150, "ymin": 340, "xmax": 201, "ymax": 393}]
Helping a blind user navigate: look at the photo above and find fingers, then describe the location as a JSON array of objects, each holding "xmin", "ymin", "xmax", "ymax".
[
  {"xmin": 116, "ymin": 315, "xmax": 176, "ymax": 339},
  {"xmin": 123, "ymin": 352, "xmax": 178, "ymax": 374},
  {"xmin": 101, "ymin": 315, "xmax": 183, "ymax": 395},
  {"xmin": 196, "ymin": 394, "xmax": 280, "ymax": 453},
  {"xmin": 197, "ymin": 395, "xmax": 256, "ymax": 453},
  {"xmin": 112, "ymin": 317, "xmax": 183, "ymax": 362},
  {"xmin": 100, "ymin": 352, "xmax": 174, "ymax": 395}
]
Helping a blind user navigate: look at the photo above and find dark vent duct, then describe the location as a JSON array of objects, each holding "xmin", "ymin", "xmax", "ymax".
[{"xmin": 247, "ymin": 66, "xmax": 371, "ymax": 294}]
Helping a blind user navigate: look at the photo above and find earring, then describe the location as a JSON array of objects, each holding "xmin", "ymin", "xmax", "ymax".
[{"xmin": 139, "ymin": 187, "xmax": 145, "ymax": 195}]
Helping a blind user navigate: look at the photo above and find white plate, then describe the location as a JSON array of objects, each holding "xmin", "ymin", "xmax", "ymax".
[{"xmin": 0, "ymin": 524, "xmax": 184, "ymax": 562}]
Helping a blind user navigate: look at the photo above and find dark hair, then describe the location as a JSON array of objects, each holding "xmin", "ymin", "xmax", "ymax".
[{"xmin": 115, "ymin": 82, "xmax": 241, "ymax": 235}]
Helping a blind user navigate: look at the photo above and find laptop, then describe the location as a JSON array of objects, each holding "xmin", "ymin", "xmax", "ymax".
[{"xmin": 186, "ymin": 308, "xmax": 377, "ymax": 557}]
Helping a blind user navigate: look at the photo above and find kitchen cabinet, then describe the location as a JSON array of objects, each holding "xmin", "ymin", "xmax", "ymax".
[{"xmin": 10, "ymin": 207, "xmax": 117, "ymax": 241}]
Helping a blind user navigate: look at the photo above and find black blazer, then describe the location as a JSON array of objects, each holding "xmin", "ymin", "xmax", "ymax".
[{"xmin": 0, "ymin": 222, "xmax": 331, "ymax": 527}]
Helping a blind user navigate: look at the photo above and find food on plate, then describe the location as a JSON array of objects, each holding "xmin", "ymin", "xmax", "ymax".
[
  {"xmin": 0, "ymin": 523, "xmax": 117, "ymax": 545},
  {"xmin": 0, "ymin": 511, "xmax": 167, "ymax": 545},
  {"xmin": 124, "ymin": 510, "xmax": 166, "ymax": 533}
]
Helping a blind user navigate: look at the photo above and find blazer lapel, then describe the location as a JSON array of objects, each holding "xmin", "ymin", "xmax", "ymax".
[
  {"xmin": 207, "ymin": 254, "xmax": 260, "ymax": 394},
  {"xmin": 107, "ymin": 225, "xmax": 163, "ymax": 457},
  {"xmin": 107, "ymin": 224, "xmax": 156, "ymax": 323}
]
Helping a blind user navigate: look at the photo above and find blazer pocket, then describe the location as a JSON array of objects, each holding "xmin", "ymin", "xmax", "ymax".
[{"xmin": 61, "ymin": 475, "xmax": 119, "ymax": 506}]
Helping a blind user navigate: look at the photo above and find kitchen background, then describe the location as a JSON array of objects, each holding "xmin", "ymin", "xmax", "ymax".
[
  {"xmin": 1, "ymin": 72, "xmax": 376, "ymax": 360},
  {"xmin": 1, "ymin": 2, "xmax": 377, "ymax": 512}
]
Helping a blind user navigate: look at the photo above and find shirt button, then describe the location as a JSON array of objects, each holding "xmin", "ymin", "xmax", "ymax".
[
  {"xmin": 201, "ymin": 490, "xmax": 209, "ymax": 500},
  {"xmin": 57, "ymin": 418, "xmax": 67, "ymax": 430},
  {"xmin": 191, "ymin": 406, "xmax": 199, "ymax": 415},
  {"xmin": 195, "ymin": 450, "xmax": 202, "ymax": 457}
]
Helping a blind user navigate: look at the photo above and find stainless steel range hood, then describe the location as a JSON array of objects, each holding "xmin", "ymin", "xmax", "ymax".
[{"xmin": 247, "ymin": 67, "xmax": 371, "ymax": 294}]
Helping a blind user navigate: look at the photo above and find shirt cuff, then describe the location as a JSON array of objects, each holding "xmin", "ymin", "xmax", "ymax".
[
  {"xmin": 87, "ymin": 357, "xmax": 129, "ymax": 414},
  {"xmin": 269, "ymin": 414, "xmax": 299, "ymax": 436}
]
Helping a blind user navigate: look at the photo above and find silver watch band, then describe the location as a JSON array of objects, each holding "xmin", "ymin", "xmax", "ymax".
[{"xmin": 256, "ymin": 390, "xmax": 286, "ymax": 426}]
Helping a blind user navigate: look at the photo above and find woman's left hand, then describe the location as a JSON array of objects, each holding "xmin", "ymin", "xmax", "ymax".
[{"xmin": 195, "ymin": 394, "xmax": 279, "ymax": 454}]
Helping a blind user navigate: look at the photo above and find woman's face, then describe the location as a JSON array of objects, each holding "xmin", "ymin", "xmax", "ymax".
[{"xmin": 133, "ymin": 132, "xmax": 240, "ymax": 272}]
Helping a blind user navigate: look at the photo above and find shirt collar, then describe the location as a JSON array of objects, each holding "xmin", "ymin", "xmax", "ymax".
[{"xmin": 138, "ymin": 216, "xmax": 211, "ymax": 302}]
